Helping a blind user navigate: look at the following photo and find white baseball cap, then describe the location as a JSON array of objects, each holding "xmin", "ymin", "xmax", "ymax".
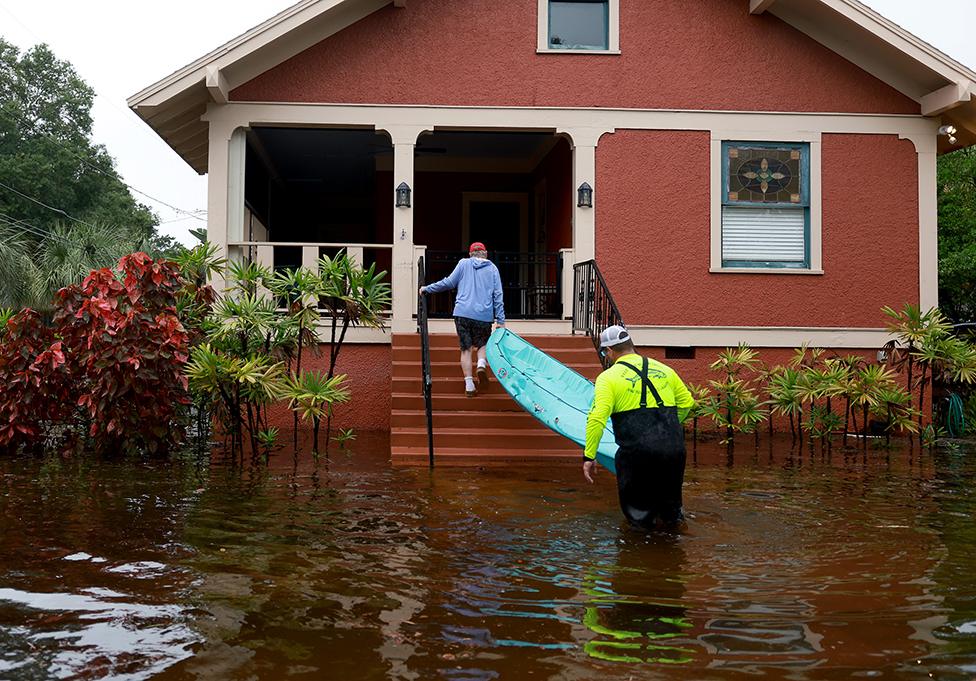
[{"xmin": 599, "ymin": 325, "xmax": 631, "ymax": 348}]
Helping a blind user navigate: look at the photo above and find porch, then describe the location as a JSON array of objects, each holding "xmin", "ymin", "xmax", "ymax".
[{"xmin": 213, "ymin": 121, "xmax": 600, "ymax": 337}]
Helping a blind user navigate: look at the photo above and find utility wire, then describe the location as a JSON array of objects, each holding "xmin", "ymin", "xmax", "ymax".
[
  {"xmin": 0, "ymin": 106, "xmax": 206, "ymax": 222},
  {"xmin": 0, "ymin": 212, "xmax": 134, "ymax": 265},
  {"xmin": 0, "ymin": 179, "xmax": 101, "ymax": 229}
]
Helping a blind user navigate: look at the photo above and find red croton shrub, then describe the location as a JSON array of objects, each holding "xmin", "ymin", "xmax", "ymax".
[
  {"xmin": 0, "ymin": 252, "xmax": 191, "ymax": 454},
  {"xmin": 0, "ymin": 310, "xmax": 73, "ymax": 451}
]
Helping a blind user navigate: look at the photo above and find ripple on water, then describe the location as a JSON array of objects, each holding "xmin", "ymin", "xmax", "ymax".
[{"xmin": 0, "ymin": 586, "xmax": 198, "ymax": 679}]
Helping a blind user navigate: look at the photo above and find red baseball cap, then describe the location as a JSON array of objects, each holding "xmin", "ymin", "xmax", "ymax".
[{"xmin": 469, "ymin": 241, "xmax": 487, "ymax": 253}]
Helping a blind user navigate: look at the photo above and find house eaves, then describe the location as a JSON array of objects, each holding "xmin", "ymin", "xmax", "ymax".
[
  {"xmin": 127, "ymin": 0, "xmax": 394, "ymax": 173},
  {"xmin": 130, "ymin": 0, "xmax": 976, "ymax": 173}
]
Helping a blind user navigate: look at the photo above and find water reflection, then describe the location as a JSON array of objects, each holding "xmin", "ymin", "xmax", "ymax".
[
  {"xmin": 0, "ymin": 438, "xmax": 974, "ymax": 679},
  {"xmin": 581, "ymin": 531, "xmax": 695, "ymax": 665}
]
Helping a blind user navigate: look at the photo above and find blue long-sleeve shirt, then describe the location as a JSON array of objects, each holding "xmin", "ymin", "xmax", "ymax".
[{"xmin": 424, "ymin": 257, "xmax": 506, "ymax": 324}]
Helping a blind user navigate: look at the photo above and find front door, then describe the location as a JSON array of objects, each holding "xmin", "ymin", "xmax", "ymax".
[{"xmin": 465, "ymin": 195, "xmax": 529, "ymax": 318}]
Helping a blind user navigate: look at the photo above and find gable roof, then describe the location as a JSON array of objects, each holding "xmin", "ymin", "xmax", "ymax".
[{"xmin": 128, "ymin": 0, "xmax": 976, "ymax": 173}]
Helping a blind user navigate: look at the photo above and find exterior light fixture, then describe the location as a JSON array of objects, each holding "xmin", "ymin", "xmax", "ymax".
[
  {"xmin": 577, "ymin": 182, "xmax": 593, "ymax": 208},
  {"xmin": 395, "ymin": 182, "xmax": 412, "ymax": 208},
  {"xmin": 939, "ymin": 124, "xmax": 958, "ymax": 145}
]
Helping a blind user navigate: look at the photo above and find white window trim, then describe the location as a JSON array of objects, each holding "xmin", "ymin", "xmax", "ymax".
[
  {"xmin": 710, "ymin": 131, "xmax": 823, "ymax": 274},
  {"xmin": 537, "ymin": 0, "xmax": 620, "ymax": 54}
]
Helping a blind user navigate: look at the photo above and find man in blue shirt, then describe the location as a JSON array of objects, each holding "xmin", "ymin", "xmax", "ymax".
[{"xmin": 421, "ymin": 242, "xmax": 506, "ymax": 396}]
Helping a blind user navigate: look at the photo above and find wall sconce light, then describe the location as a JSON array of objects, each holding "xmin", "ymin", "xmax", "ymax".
[
  {"xmin": 395, "ymin": 182, "xmax": 412, "ymax": 208},
  {"xmin": 939, "ymin": 124, "xmax": 958, "ymax": 145},
  {"xmin": 577, "ymin": 182, "xmax": 593, "ymax": 208}
]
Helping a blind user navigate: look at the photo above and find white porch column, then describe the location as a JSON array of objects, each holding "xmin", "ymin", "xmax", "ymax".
[
  {"xmin": 917, "ymin": 144, "xmax": 938, "ymax": 311},
  {"xmin": 900, "ymin": 127, "xmax": 939, "ymax": 311},
  {"xmin": 206, "ymin": 121, "xmax": 246, "ymax": 290},
  {"xmin": 384, "ymin": 125, "xmax": 429, "ymax": 334},
  {"xmin": 559, "ymin": 127, "xmax": 613, "ymax": 266}
]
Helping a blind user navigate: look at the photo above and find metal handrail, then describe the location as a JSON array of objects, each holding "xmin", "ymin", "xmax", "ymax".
[
  {"xmin": 572, "ymin": 259, "xmax": 625, "ymax": 369},
  {"xmin": 417, "ymin": 256, "xmax": 435, "ymax": 468}
]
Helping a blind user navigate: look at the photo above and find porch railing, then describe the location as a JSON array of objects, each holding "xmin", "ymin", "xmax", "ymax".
[
  {"xmin": 423, "ymin": 250, "xmax": 563, "ymax": 320},
  {"xmin": 229, "ymin": 240, "xmax": 394, "ymax": 315},
  {"xmin": 417, "ymin": 255, "xmax": 434, "ymax": 468},
  {"xmin": 572, "ymin": 260, "xmax": 625, "ymax": 369}
]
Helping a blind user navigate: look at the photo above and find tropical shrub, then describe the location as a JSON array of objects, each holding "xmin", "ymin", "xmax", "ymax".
[
  {"xmin": 0, "ymin": 252, "xmax": 191, "ymax": 454},
  {"xmin": 0, "ymin": 309, "xmax": 73, "ymax": 451}
]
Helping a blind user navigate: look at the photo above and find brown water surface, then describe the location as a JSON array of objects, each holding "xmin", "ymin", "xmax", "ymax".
[{"xmin": 1, "ymin": 436, "xmax": 975, "ymax": 680}]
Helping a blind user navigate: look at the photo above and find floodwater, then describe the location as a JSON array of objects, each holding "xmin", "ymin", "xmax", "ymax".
[{"xmin": 1, "ymin": 436, "xmax": 975, "ymax": 680}]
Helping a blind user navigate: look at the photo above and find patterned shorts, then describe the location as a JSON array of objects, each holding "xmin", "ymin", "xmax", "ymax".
[{"xmin": 454, "ymin": 316, "xmax": 492, "ymax": 351}]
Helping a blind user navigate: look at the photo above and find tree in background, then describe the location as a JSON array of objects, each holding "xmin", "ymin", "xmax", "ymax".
[
  {"xmin": 938, "ymin": 146, "xmax": 976, "ymax": 322},
  {"xmin": 0, "ymin": 39, "xmax": 182, "ymax": 307}
]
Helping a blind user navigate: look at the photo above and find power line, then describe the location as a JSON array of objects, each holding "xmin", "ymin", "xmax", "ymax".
[
  {"xmin": 0, "ymin": 212, "xmax": 139, "ymax": 264},
  {"xmin": 0, "ymin": 179, "xmax": 100, "ymax": 229},
  {"xmin": 0, "ymin": 106, "xmax": 206, "ymax": 222}
]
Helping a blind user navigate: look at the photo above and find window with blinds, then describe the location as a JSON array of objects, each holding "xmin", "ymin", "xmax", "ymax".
[{"xmin": 721, "ymin": 142, "xmax": 810, "ymax": 268}]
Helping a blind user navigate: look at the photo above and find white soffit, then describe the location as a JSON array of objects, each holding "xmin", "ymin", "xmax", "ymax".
[
  {"xmin": 127, "ymin": 0, "xmax": 392, "ymax": 173},
  {"xmin": 769, "ymin": 0, "xmax": 975, "ymax": 97}
]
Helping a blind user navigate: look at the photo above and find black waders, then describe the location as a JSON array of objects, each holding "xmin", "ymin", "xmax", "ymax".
[{"xmin": 611, "ymin": 358, "xmax": 687, "ymax": 528}]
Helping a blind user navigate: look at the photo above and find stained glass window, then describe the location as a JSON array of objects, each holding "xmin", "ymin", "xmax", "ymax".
[
  {"xmin": 721, "ymin": 142, "xmax": 810, "ymax": 269},
  {"xmin": 725, "ymin": 144, "xmax": 806, "ymax": 205},
  {"xmin": 549, "ymin": 0, "xmax": 609, "ymax": 50}
]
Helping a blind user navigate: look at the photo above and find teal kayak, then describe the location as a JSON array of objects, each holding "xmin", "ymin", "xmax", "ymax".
[{"xmin": 485, "ymin": 328, "xmax": 618, "ymax": 474}]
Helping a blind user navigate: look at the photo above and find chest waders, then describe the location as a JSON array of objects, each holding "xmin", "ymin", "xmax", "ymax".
[{"xmin": 611, "ymin": 359, "xmax": 687, "ymax": 527}]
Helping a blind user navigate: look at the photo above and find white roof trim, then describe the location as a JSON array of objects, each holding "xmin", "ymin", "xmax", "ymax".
[
  {"xmin": 128, "ymin": 0, "xmax": 391, "ymax": 109},
  {"xmin": 127, "ymin": 0, "xmax": 976, "ymax": 172},
  {"xmin": 822, "ymin": 0, "xmax": 976, "ymax": 88}
]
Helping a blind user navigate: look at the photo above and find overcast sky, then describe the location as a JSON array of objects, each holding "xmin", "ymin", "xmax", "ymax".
[{"xmin": 0, "ymin": 0, "xmax": 974, "ymax": 245}]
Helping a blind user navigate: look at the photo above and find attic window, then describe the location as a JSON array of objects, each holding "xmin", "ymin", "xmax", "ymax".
[
  {"xmin": 550, "ymin": 1, "xmax": 607, "ymax": 49},
  {"xmin": 538, "ymin": 0, "xmax": 619, "ymax": 54}
]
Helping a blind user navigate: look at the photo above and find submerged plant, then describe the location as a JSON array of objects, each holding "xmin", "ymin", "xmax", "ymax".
[
  {"xmin": 283, "ymin": 371, "xmax": 350, "ymax": 454},
  {"xmin": 332, "ymin": 428, "xmax": 357, "ymax": 448}
]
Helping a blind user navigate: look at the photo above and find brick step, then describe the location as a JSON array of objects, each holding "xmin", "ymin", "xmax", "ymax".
[
  {"xmin": 391, "ymin": 427, "xmax": 573, "ymax": 450},
  {"xmin": 392, "ymin": 345, "xmax": 599, "ymax": 364},
  {"xmin": 391, "ymin": 447, "xmax": 582, "ymax": 466},
  {"xmin": 392, "ymin": 392, "xmax": 523, "ymax": 411},
  {"xmin": 391, "ymin": 376, "xmax": 507, "ymax": 395},
  {"xmin": 393, "ymin": 333, "xmax": 593, "ymax": 350},
  {"xmin": 391, "ymin": 360, "xmax": 602, "ymax": 380},
  {"xmin": 391, "ymin": 409, "xmax": 546, "ymax": 429}
]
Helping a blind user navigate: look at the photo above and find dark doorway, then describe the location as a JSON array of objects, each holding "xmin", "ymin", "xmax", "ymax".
[{"xmin": 469, "ymin": 201, "xmax": 521, "ymax": 253}]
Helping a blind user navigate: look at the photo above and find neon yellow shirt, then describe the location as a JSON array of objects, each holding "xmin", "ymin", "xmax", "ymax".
[{"xmin": 584, "ymin": 353, "xmax": 695, "ymax": 460}]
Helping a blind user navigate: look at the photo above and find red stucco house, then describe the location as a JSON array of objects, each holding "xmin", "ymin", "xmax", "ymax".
[{"xmin": 130, "ymin": 0, "xmax": 976, "ymax": 460}]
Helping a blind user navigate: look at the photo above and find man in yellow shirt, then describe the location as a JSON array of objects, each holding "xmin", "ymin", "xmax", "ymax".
[{"xmin": 584, "ymin": 325, "xmax": 695, "ymax": 528}]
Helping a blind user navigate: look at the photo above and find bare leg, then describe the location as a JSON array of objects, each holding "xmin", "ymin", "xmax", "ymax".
[
  {"xmin": 460, "ymin": 349, "xmax": 473, "ymax": 380},
  {"xmin": 475, "ymin": 346, "xmax": 488, "ymax": 387}
]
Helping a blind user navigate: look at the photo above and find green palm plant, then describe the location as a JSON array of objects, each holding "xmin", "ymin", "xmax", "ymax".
[
  {"xmin": 699, "ymin": 377, "xmax": 765, "ymax": 445},
  {"xmin": 687, "ymin": 383, "xmax": 711, "ymax": 444},
  {"xmin": 767, "ymin": 366, "xmax": 803, "ymax": 439},
  {"xmin": 186, "ymin": 343, "xmax": 287, "ymax": 457},
  {"xmin": 35, "ymin": 222, "xmax": 136, "ymax": 299},
  {"xmin": 268, "ymin": 267, "xmax": 323, "ymax": 443},
  {"xmin": 174, "ymin": 242, "xmax": 225, "ymax": 288},
  {"xmin": 873, "ymin": 384, "xmax": 919, "ymax": 444},
  {"xmin": 0, "ymin": 220, "xmax": 143, "ymax": 309},
  {"xmin": 318, "ymin": 252, "xmax": 392, "ymax": 379},
  {"xmin": 226, "ymin": 259, "xmax": 273, "ymax": 296},
  {"xmin": 708, "ymin": 344, "xmax": 761, "ymax": 444},
  {"xmin": 882, "ymin": 304, "xmax": 949, "ymax": 426},
  {"xmin": 283, "ymin": 371, "xmax": 350, "ymax": 454},
  {"xmin": 0, "ymin": 307, "xmax": 13, "ymax": 333},
  {"xmin": 911, "ymin": 330, "xmax": 976, "ymax": 433},
  {"xmin": 848, "ymin": 364, "xmax": 898, "ymax": 443},
  {"xmin": 0, "ymin": 221, "xmax": 38, "ymax": 308}
]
